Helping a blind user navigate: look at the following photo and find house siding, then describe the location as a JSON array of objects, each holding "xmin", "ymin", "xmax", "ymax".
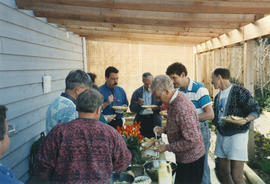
[{"xmin": 0, "ymin": 1, "xmax": 84, "ymax": 182}]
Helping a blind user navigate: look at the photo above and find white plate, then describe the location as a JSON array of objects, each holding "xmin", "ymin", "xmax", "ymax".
[{"xmin": 141, "ymin": 105, "xmax": 158, "ymax": 109}]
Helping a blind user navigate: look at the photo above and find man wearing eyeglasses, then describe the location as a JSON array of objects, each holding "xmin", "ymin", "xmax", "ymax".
[{"xmin": 99, "ymin": 66, "xmax": 129, "ymax": 128}]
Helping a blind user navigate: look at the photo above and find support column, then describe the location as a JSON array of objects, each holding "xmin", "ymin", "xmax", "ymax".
[{"xmin": 243, "ymin": 40, "xmax": 256, "ymax": 161}]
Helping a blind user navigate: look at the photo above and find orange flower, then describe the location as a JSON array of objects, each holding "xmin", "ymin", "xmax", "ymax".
[{"xmin": 116, "ymin": 122, "xmax": 144, "ymax": 143}]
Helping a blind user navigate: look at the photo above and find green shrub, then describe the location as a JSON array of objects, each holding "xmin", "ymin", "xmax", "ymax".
[{"xmin": 254, "ymin": 84, "xmax": 270, "ymax": 112}]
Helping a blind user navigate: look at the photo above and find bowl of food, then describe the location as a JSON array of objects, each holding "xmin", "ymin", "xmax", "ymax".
[
  {"xmin": 143, "ymin": 160, "xmax": 177, "ymax": 182},
  {"xmin": 110, "ymin": 172, "xmax": 134, "ymax": 184},
  {"xmin": 133, "ymin": 176, "xmax": 151, "ymax": 184},
  {"xmin": 112, "ymin": 106, "xmax": 128, "ymax": 113}
]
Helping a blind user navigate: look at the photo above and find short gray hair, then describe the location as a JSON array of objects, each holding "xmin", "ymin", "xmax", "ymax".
[
  {"xmin": 151, "ymin": 75, "xmax": 174, "ymax": 93},
  {"xmin": 76, "ymin": 88, "xmax": 104, "ymax": 113},
  {"xmin": 65, "ymin": 70, "xmax": 92, "ymax": 90},
  {"xmin": 142, "ymin": 72, "xmax": 153, "ymax": 81}
]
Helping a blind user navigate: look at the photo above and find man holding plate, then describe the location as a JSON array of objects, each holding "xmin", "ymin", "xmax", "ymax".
[
  {"xmin": 211, "ymin": 68, "xmax": 260, "ymax": 184},
  {"xmin": 99, "ymin": 66, "xmax": 129, "ymax": 129},
  {"xmin": 130, "ymin": 72, "xmax": 162, "ymax": 138}
]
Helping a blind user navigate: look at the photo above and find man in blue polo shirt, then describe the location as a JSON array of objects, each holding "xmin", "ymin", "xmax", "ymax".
[
  {"xmin": 166, "ymin": 62, "xmax": 214, "ymax": 184},
  {"xmin": 99, "ymin": 66, "xmax": 128, "ymax": 128}
]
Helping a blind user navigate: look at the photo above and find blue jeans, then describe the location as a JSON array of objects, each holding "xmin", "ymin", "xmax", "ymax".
[{"xmin": 200, "ymin": 121, "xmax": 211, "ymax": 184}]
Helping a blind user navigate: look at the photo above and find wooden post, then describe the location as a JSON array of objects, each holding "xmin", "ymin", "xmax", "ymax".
[{"xmin": 243, "ymin": 40, "xmax": 256, "ymax": 161}]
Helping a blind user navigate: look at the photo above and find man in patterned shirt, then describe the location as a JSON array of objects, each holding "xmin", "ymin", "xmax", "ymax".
[
  {"xmin": 46, "ymin": 70, "xmax": 92, "ymax": 133},
  {"xmin": 152, "ymin": 75, "xmax": 205, "ymax": 184},
  {"xmin": 35, "ymin": 88, "xmax": 132, "ymax": 184},
  {"xmin": 211, "ymin": 68, "xmax": 260, "ymax": 184},
  {"xmin": 166, "ymin": 62, "xmax": 214, "ymax": 184}
]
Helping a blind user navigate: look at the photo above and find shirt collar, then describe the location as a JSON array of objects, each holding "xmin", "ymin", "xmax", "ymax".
[
  {"xmin": 143, "ymin": 86, "xmax": 151, "ymax": 93},
  {"xmin": 187, "ymin": 78, "xmax": 193, "ymax": 91},
  {"xmin": 169, "ymin": 90, "xmax": 178, "ymax": 104},
  {"xmin": 61, "ymin": 92, "xmax": 76, "ymax": 105}
]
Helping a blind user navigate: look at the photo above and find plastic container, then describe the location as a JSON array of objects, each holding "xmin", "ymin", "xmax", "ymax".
[{"xmin": 158, "ymin": 160, "xmax": 172, "ymax": 184}]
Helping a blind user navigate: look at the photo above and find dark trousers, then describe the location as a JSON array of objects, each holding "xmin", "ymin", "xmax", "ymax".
[
  {"xmin": 137, "ymin": 115, "xmax": 156, "ymax": 138},
  {"xmin": 109, "ymin": 118, "xmax": 123, "ymax": 129},
  {"xmin": 175, "ymin": 155, "xmax": 205, "ymax": 184}
]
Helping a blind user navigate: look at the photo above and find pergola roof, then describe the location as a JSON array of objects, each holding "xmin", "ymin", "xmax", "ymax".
[{"xmin": 16, "ymin": 0, "xmax": 270, "ymax": 49}]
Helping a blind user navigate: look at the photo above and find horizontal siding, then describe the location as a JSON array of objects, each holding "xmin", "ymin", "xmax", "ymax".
[
  {"xmin": 0, "ymin": 1, "xmax": 82, "ymax": 46},
  {"xmin": 0, "ymin": 19, "xmax": 82, "ymax": 53},
  {"xmin": 0, "ymin": 70, "xmax": 69, "ymax": 88},
  {"xmin": 1, "ymin": 37, "xmax": 83, "ymax": 61},
  {"xmin": 0, "ymin": 80, "xmax": 64, "ymax": 105},
  {"xmin": 0, "ymin": 54, "xmax": 83, "ymax": 71},
  {"xmin": 0, "ymin": 1, "xmax": 84, "ymax": 182}
]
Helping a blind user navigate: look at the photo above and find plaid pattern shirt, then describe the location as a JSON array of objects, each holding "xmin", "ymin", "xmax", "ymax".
[
  {"xmin": 213, "ymin": 84, "xmax": 260, "ymax": 136},
  {"xmin": 35, "ymin": 118, "xmax": 131, "ymax": 184},
  {"xmin": 166, "ymin": 91, "xmax": 205, "ymax": 164}
]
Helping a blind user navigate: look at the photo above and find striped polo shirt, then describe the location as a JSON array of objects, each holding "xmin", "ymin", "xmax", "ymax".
[{"xmin": 179, "ymin": 79, "xmax": 212, "ymax": 115}]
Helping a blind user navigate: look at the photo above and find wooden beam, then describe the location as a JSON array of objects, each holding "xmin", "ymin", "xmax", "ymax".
[
  {"xmin": 196, "ymin": 15, "xmax": 270, "ymax": 53},
  {"xmin": 48, "ymin": 18, "xmax": 220, "ymax": 37},
  {"xmin": 16, "ymin": 0, "xmax": 270, "ymax": 14},
  {"xmin": 67, "ymin": 29, "xmax": 210, "ymax": 44},
  {"xmin": 35, "ymin": 10, "xmax": 244, "ymax": 29},
  {"xmin": 60, "ymin": 24, "xmax": 220, "ymax": 37},
  {"xmin": 48, "ymin": 18, "xmax": 233, "ymax": 34},
  {"xmin": 16, "ymin": 2, "xmax": 256, "ymax": 23}
]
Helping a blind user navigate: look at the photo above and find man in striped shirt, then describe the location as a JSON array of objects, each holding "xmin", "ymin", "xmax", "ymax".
[{"xmin": 166, "ymin": 62, "xmax": 214, "ymax": 184}]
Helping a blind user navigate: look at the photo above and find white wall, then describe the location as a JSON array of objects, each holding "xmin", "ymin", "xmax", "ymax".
[{"xmin": 0, "ymin": 1, "xmax": 84, "ymax": 182}]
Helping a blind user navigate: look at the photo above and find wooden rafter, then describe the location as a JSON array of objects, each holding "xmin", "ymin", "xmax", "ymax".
[
  {"xmin": 15, "ymin": 0, "xmax": 270, "ymax": 44},
  {"xmin": 16, "ymin": 0, "xmax": 270, "ymax": 14},
  {"xmin": 69, "ymin": 29, "xmax": 211, "ymax": 44},
  {"xmin": 196, "ymin": 15, "xmax": 270, "ymax": 53},
  {"xmin": 16, "ymin": 2, "xmax": 256, "ymax": 23},
  {"xmin": 48, "ymin": 18, "xmax": 233, "ymax": 34}
]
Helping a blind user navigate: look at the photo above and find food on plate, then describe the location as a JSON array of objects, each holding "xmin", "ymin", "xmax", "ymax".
[
  {"xmin": 112, "ymin": 106, "xmax": 128, "ymax": 113},
  {"xmin": 159, "ymin": 110, "xmax": 167, "ymax": 118},
  {"xmin": 141, "ymin": 138, "xmax": 155, "ymax": 148},
  {"xmin": 112, "ymin": 106, "xmax": 128, "ymax": 110},
  {"xmin": 222, "ymin": 115, "xmax": 246, "ymax": 125}
]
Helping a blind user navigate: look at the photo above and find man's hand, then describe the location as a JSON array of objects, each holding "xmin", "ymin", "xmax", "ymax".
[
  {"xmin": 105, "ymin": 114, "xmax": 116, "ymax": 123},
  {"xmin": 108, "ymin": 95, "xmax": 114, "ymax": 104},
  {"xmin": 138, "ymin": 98, "xmax": 144, "ymax": 106},
  {"xmin": 153, "ymin": 126, "xmax": 164, "ymax": 136}
]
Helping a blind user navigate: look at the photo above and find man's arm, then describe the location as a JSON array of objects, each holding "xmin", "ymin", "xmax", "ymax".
[
  {"xmin": 129, "ymin": 89, "xmax": 142, "ymax": 113},
  {"xmin": 34, "ymin": 128, "xmax": 59, "ymax": 179},
  {"xmin": 239, "ymin": 87, "xmax": 260, "ymax": 122},
  {"xmin": 103, "ymin": 95, "xmax": 113, "ymax": 109},
  {"xmin": 112, "ymin": 131, "xmax": 132, "ymax": 172},
  {"xmin": 198, "ymin": 104, "xmax": 214, "ymax": 121}
]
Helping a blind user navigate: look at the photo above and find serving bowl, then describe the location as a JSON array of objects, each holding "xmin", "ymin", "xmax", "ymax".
[
  {"xmin": 133, "ymin": 175, "xmax": 151, "ymax": 184},
  {"xmin": 143, "ymin": 160, "xmax": 177, "ymax": 182},
  {"xmin": 110, "ymin": 172, "xmax": 134, "ymax": 184}
]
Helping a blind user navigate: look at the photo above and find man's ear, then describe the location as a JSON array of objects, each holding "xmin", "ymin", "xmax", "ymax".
[
  {"xmin": 96, "ymin": 106, "xmax": 102, "ymax": 115},
  {"xmin": 74, "ymin": 86, "xmax": 81, "ymax": 96},
  {"xmin": 180, "ymin": 72, "xmax": 187, "ymax": 78}
]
